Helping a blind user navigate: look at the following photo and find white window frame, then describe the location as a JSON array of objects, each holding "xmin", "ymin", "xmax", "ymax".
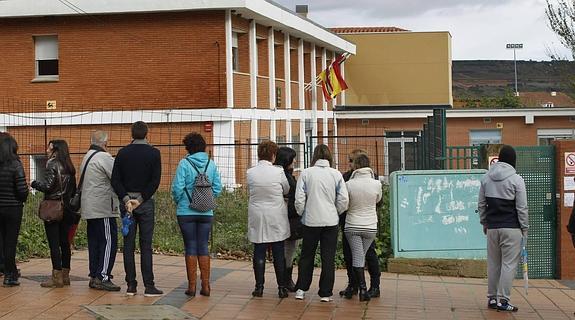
[
  {"xmin": 384, "ymin": 131, "xmax": 419, "ymax": 180},
  {"xmin": 537, "ymin": 128, "xmax": 575, "ymax": 145},
  {"xmin": 33, "ymin": 35, "xmax": 59, "ymax": 82}
]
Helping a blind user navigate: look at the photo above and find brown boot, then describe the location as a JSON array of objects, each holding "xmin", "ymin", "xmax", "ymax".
[
  {"xmin": 62, "ymin": 268, "xmax": 71, "ymax": 286},
  {"xmin": 41, "ymin": 270, "xmax": 64, "ymax": 288},
  {"xmin": 198, "ymin": 256, "xmax": 211, "ymax": 296},
  {"xmin": 185, "ymin": 256, "xmax": 197, "ymax": 297}
]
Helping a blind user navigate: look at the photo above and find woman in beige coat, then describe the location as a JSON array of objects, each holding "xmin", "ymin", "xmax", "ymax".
[{"xmin": 247, "ymin": 141, "xmax": 290, "ymax": 298}]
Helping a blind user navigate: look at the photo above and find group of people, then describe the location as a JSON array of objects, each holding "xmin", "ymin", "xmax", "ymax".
[{"xmin": 246, "ymin": 142, "xmax": 382, "ymax": 301}]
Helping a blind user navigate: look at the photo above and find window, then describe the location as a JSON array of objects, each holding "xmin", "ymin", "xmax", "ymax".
[
  {"xmin": 469, "ymin": 129, "xmax": 501, "ymax": 146},
  {"xmin": 34, "ymin": 35, "xmax": 59, "ymax": 79},
  {"xmin": 537, "ymin": 129, "xmax": 575, "ymax": 145},
  {"xmin": 30, "ymin": 155, "xmax": 48, "ymax": 184},
  {"xmin": 232, "ymin": 32, "xmax": 239, "ymax": 72}
]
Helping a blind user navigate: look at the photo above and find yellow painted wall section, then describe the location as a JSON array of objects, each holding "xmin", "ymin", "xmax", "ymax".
[{"xmin": 340, "ymin": 32, "xmax": 452, "ymax": 106}]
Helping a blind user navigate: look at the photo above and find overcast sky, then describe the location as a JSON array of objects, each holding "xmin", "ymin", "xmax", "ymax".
[{"xmin": 275, "ymin": 0, "xmax": 572, "ymax": 61}]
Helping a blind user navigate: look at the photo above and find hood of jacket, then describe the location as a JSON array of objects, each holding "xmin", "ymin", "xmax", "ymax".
[
  {"xmin": 350, "ymin": 167, "xmax": 374, "ymax": 179},
  {"xmin": 186, "ymin": 152, "xmax": 210, "ymax": 167},
  {"xmin": 488, "ymin": 161, "xmax": 516, "ymax": 181}
]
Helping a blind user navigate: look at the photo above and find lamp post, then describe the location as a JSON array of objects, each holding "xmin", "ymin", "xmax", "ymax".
[{"xmin": 506, "ymin": 43, "xmax": 523, "ymax": 96}]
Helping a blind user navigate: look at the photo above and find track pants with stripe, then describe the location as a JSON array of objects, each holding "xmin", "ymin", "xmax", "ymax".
[{"xmin": 87, "ymin": 218, "xmax": 118, "ymax": 281}]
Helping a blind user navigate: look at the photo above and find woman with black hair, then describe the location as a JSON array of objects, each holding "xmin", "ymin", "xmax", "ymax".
[
  {"xmin": 31, "ymin": 140, "xmax": 77, "ymax": 288},
  {"xmin": 274, "ymin": 147, "xmax": 301, "ymax": 292},
  {"xmin": 0, "ymin": 133, "xmax": 29, "ymax": 287}
]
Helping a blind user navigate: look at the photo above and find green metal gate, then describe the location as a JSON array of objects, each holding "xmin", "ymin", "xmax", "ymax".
[{"xmin": 516, "ymin": 146, "xmax": 556, "ymax": 279}]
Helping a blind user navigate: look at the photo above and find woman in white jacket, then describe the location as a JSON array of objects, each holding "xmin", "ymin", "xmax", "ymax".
[
  {"xmin": 247, "ymin": 141, "xmax": 290, "ymax": 298},
  {"xmin": 344, "ymin": 153, "xmax": 382, "ymax": 302},
  {"xmin": 294, "ymin": 144, "xmax": 349, "ymax": 302}
]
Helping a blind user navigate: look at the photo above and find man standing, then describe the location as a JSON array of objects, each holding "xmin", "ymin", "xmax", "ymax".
[
  {"xmin": 339, "ymin": 149, "xmax": 381, "ymax": 299},
  {"xmin": 478, "ymin": 145, "xmax": 528, "ymax": 312},
  {"xmin": 111, "ymin": 121, "xmax": 162, "ymax": 297},
  {"xmin": 81, "ymin": 131, "xmax": 121, "ymax": 291}
]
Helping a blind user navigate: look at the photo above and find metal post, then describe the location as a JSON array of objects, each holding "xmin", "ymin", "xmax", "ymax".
[{"xmin": 513, "ymin": 48, "xmax": 518, "ymax": 96}]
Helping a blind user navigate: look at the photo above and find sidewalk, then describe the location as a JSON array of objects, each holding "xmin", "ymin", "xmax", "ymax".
[{"xmin": 0, "ymin": 250, "xmax": 574, "ymax": 319}]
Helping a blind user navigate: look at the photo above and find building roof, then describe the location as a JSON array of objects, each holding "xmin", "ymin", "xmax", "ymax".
[
  {"xmin": 331, "ymin": 27, "xmax": 409, "ymax": 34},
  {"xmin": 519, "ymin": 91, "xmax": 575, "ymax": 108},
  {"xmin": 0, "ymin": 0, "xmax": 355, "ymax": 54}
]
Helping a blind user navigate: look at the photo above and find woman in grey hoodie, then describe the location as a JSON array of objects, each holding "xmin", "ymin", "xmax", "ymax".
[{"xmin": 478, "ymin": 145, "xmax": 528, "ymax": 312}]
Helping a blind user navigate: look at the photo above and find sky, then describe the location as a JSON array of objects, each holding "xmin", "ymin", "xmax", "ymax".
[{"xmin": 275, "ymin": 0, "xmax": 572, "ymax": 61}]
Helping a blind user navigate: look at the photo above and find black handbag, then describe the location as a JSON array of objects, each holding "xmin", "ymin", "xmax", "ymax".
[
  {"xmin": 38, "ymin": 165, "xmax": 64, "ymax": 222},
  {"xmin": 69, "ymin": 150, "xmax": 101, "ymax": 212}
]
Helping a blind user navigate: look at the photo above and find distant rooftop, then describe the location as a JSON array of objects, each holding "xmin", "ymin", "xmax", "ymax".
[{"xmin": 331, "ymin": 27, "xmax": 408, "ymax": 34}]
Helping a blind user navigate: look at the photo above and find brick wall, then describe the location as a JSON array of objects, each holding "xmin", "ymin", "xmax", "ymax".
[
  {"xmin": 0, "ymin": 11, "xmax": 226, "ymax": 112},
  {"xmin": 553, "ymin": 140, "xmax": 575, "ymax": 279}
]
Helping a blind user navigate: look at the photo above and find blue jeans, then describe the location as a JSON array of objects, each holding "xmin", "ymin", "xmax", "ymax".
[{"xmin": 178, "ymin": 215, "xmax": 213, "ymax": 256}]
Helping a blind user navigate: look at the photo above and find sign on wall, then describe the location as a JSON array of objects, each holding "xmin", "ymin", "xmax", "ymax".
[{"xmin": 566, "ymin": 152, "xmax": 575, "ymax": 174}]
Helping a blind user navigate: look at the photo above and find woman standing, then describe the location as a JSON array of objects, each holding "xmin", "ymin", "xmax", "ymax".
[
  {"xmin": 31, "ymin": 140, "xmax": 76, "ymax": 288},
  {"xmin": 171, "ymin": 133, "xmax": 222, "ymax": 297},
  {"xmin": 344, "ymin": 154, "xmax": 382, "ymax": 301},
  {"xmin": 247, "ymin": 141, "xmax": 290, "ymax": 298},
  {"xmin": 294, "ymin": 144, "xmax": 349, "ymax": 302},
  {"xmin": 0, "ymin": 133, "xmax": 29, "ymax": 287},
  {"xmin": 274, "ymin": 147, "xmax": 301, "ymax": 292}
]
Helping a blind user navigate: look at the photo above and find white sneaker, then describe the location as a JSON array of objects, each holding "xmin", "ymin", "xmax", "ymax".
[
  {"xmin": 320, "ymin": 296, "xmax": 333, "ymax": 302},
  {"xmin": 295, "ymin": 289, "xmax": 305, "ymax": 300}
]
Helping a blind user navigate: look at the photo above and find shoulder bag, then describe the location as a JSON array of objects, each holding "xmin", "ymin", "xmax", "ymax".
[{"xmin": 38, "ymin": 164, "xmax": 65, "ymax": 222}]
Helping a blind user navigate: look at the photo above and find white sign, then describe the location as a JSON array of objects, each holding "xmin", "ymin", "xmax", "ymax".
[
  {"xmin": 488, "ymin": 156, "xmax": 499, "ymax": 169},
  {"xmin": 565, "ymin": 177, "xmax": 575, "ymax": 191},
  {"xmin": 566, "ymin": 152, "xmax": 575, "ymax": 174},
  {"xmin": 565, "ymin": 193, "xmax": 574, "ymax": 208}
]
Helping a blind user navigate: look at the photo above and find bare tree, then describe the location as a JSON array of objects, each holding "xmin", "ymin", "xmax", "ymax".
[{"xmin": 546, "ymin": 0, "xmax": 575, "ymax": 59}]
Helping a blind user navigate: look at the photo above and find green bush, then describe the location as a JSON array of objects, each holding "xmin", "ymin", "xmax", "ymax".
[{"xmin": 17, "ymin": 186, "xmax": 394, "ymax": 270}]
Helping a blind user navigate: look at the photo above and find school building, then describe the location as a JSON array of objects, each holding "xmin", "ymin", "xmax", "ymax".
[{"xmin": 0, "ymin": 0, "xmax": 355, "ymax": 187}]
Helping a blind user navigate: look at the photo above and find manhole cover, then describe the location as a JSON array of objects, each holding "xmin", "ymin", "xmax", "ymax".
[{"xmin": 84, "ymin": 305, "xmax": 196, "ymax": 320}]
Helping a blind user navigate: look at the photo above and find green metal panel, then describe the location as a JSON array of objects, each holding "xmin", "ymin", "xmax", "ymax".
[
  {"xmin": 515, "ymin": 146, "xmax": 556, "ymax": 279},
  {"xmin": 446, "ymin": 146, "xmax": 481, "ymax": 170},
  {"xmin": 390, "ymin": 169, "xmax": 488, "ymax": 259}
]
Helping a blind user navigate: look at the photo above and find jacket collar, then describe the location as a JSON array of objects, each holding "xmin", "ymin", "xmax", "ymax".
[
  {"xmin": 131, "ymin": 139, "xmax": 149, "ymax": 145},
  {"xmin": 314, "ymin": 159, "xmax": 330, "ymax": 167},
  {"xmin": 89, "ymin": 144, "xmax": 106, "ymax": 152},
  {"xmin": 350, "ymin": 167, "xmax": 374, "ymax": 179},
  {"xmin": 258, "ymin": 160, "xmax": 273, "ymax": 166}
]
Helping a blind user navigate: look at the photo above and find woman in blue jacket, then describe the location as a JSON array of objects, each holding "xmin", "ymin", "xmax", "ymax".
[{"xmin": 172, "ymin": 133, "xmax": 222, "ymax": 297}]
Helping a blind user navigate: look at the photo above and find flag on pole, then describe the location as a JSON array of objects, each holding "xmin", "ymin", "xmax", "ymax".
[{"xmin": 318, "ymin": 54, "xmax": 349, "ymax": 101}]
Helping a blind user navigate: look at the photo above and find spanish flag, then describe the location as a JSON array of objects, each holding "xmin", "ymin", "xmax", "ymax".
[{"xmin": 319, "ymin": 54, "xmax": 348, "ymax": 101}]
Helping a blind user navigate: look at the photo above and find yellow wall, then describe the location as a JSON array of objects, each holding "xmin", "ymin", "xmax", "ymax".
[{"xmin": 340, "ymin": 32, "xmax": 452, "ymax": 106}]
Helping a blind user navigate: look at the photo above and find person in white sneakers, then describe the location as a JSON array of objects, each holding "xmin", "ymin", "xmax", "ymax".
[{"xmin": 293, "ymin": 145, "xmax": 349, "ymax": 302}]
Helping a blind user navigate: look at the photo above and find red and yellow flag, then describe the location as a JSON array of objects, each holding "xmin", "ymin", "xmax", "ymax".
[{"xmin": 319, "ymin": 54, "xmax": 348, "ymax": 101}]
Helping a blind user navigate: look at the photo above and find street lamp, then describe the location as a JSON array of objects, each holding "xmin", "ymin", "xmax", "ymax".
[{"xmin": 506, "ymin": 43, "xmax": 523, "ymax": 96}]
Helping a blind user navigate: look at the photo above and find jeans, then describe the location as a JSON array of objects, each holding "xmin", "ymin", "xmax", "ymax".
[
  {"xmin": 253, "ymin": 241, "xmax": 285, "ymax": 287},
  {"xmin": 87, "ymin": 218, "xmax": 118, "ymax": 281},
  {"xmin": 44, "ymin": 210, "xmax": 73, "ymax": 270},
  {"xmin": 296, "ymin": 225, "xmax": 338, "ymax": 297},
  {"xmin": 177, "ymin": 215, "xmax": 213, "ymax": 256},
  {"xmin": 0, "ymin": 206, "xmax": 23, "ymax": 274},
  {"xmin": 123, "ymin": 199, "xmax": 155, "ymax": 287}
]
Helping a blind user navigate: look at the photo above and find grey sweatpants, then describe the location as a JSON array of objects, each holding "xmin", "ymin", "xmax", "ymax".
[{"xmin": 487, "ymin": 228, "xmax": 522, "ymax": 302}]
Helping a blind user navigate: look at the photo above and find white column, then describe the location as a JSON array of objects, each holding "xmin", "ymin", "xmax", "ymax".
[
  {"xmin": 268, "ymin": 27, "xmax": 276, "ymax": 141},
  {"xmin": 321, "ymin": 48, "xmax": 328, "ymax": 146},
  {"xmin": 249, "ymin": 20, "xmax": 258, "ymax": 109},
  {"xmin": 284, "ymin": 32, "xmax": 292, "ymax": 143},
  {"xmin": 298, "ymin": 39, "xmax": 305, "ymax": 168},
  {"xmin": 213, "ymin": 120, "xmax": 236, "ymax": 187},
  {"xmin": 225, "ymin": 10, "xmax": 234, "ymax": 108},
  {"xmin": 250, "ymin": 111, "xmax": 258, "ymax": 167},
  {"xmin": 310, "ymin": 44, "xmax": 318, "ymax": 138}
]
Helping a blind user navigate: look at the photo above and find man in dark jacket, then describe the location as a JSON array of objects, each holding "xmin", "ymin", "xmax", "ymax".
[
  {"xmin": 478, "ymin": 145, "xmax": 528, "ymax": 312},
  {"xmin": 339, "ymin": 149, "xmax": 381, "ymax": 299},
  {"xmin": 111, "ymin": 121, "xmax": 162, "ymax": 297}
]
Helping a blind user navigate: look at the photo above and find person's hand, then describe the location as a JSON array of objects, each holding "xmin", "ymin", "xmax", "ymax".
[
  {"xmin": 128, "ymin": 199, "xmax": 141, "ymax": 212},
  {"xmin": 483, "ymin": 226, "xmax": 487, "ymax": 235},
  {"xmin": 125, "ymin": 200, "xmax": 133, "ymax": 214},
  {"xmin": 521, "ymin": 229, "xmax": 528, "ymax": 238}
]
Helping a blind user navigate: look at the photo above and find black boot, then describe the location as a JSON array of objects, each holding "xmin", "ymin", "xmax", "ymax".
[
  {"xmin": 285, "ymin": 266, "xmax": 296, "ymax": 292},
  {"xmin": 354, "ymin": 267, "xmax": 370, "ymax": 302},
  {"xmin": 2, "ymin": 272, "xmax": 19, "ymax": 287},
  {"xmin": 339, "ymin": 283, "xmax": 358, "ymax": 299},
  {"xmin": 252, "ymin": 258, "xmax": 265, "ymax": 297},
  {"xmin": 273, "ymin": 256, "xmax": 288, "ymax": 298}
]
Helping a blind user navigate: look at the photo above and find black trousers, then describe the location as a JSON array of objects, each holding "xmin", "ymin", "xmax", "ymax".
[
  {"xmin": 123, "ymin": 199, "xmax": 155, "ymax": 287},
  {"xmin": 0, "ymin": 206, "xmax": 23, "ymax": 274},
  {"xmin": 44, "ymin": 210, "xmax": 73, "ymax": 270},
  {"xmin": 87, "ymin": 218, "xmax": 118, "ymax": 281},
  {"xmin": 296, "ymin": 225, "xmax": 338, "ymax": 297},
  {"xmin": 340, "ymin": 213, "xmax": 381, "ymax": 288}
]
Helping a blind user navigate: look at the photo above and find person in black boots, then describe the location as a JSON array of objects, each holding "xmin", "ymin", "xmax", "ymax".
[
  {"xmin": 274, "ymin": 147, "xmax": 302, "ymax": 292},
  {"xmin": 112, "ymin": 121, "xmax": 163, "ymax": 297},
  {"xmin": 247, "ymin": 141, "xmax": 290, "ymax": 298},
  {"xmin": 0, "ymin": 133, "xmax": 29, "ymax": 287},
  {"xmin": 339, "ymin": 149, "xmax": 382, "ymax": 299}
]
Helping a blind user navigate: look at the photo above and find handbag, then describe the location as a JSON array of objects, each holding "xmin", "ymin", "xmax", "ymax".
[
  {"xmin": 38, "ymin": 164, "xmax": 65, "ymax": 222},
  {"xmin": 69, "ymin": 150, "xmax": 101, "ymax": 212}
]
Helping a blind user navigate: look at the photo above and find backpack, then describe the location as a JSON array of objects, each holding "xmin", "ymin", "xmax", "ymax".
[{"xmin": 184, "ymin": 158, "xmax": 216, "ymax": 212}]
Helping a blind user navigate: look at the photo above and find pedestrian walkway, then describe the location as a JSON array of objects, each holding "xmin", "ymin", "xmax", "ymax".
[{"xmin": 0, "ymin": 251, "xmax": 574, "ymax": 319}]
